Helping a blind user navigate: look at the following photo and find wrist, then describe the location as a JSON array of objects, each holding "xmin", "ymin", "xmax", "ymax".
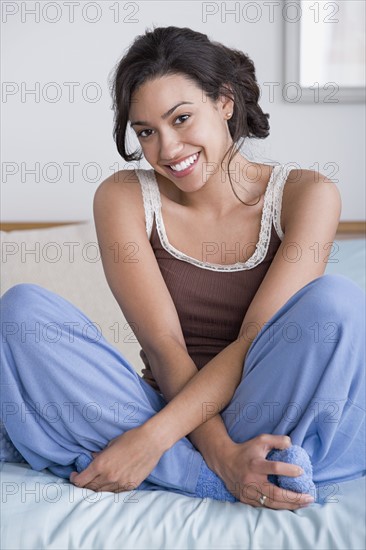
[
  {"xmin": 206, "ymin": 439, "xmax": 238, "ymax": 479},
  {"xmin": 188, "ymin": 428, "xmax": 235, "ymax": 476},
  {"xmin": 142, "ymin": 412, "xmax": 176, "ymax": 453}
]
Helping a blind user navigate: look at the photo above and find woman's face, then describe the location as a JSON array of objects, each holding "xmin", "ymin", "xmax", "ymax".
[{"xmin": 129, "ymin": 74, "xmax": 234, "ymax": 190}]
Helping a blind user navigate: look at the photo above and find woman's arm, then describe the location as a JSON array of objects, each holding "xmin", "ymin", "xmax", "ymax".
[
  {"xmin": 145, "ymin": 334, "xmax": 253, "ymax": 452},
  {"xmin": 142, "ymin": 337, "xmax": 249, "ymax": 475}
]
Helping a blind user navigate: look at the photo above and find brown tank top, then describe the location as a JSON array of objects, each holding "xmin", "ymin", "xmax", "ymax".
[{"xmin": 136, "ymin": 164, "xmax": 291, "ymax": 370}]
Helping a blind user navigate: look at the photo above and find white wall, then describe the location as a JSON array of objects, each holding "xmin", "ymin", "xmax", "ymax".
[{"xmin": 1, "ymin": 0, "xmax": 365, "ymax": 221}]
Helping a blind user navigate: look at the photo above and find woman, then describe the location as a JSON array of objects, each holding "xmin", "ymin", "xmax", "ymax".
[{"xmin": 1, "ymin": 26, "xmax": 364, "ymax": 510}]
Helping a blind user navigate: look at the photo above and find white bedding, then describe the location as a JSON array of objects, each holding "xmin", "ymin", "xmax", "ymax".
[{"xmin": 1, "ymin": 463, "xmax": 365, "ymax": 550}]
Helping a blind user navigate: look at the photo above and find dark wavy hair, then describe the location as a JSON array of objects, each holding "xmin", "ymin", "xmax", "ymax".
[{"xmin": 110, "ymin": 25, "xmax": 270, "ymax": 205}]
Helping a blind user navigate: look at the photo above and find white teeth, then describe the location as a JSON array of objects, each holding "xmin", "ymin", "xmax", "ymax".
[{"xmin": 169, "ymin": 153, "xmax": 198, "ymax": 171}]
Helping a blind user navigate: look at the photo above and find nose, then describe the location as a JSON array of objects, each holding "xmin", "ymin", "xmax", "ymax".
[{"xmin": 158, "ymin": 129, "xmax": 183, "ymax": 163}]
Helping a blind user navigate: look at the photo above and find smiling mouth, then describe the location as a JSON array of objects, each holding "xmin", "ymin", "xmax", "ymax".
[{"xmin": 165, "ymin": 151, "xmax": 200, "ymax": 174}]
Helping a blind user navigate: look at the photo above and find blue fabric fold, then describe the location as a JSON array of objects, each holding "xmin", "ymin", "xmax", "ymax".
[{"xmin": 195, "ymin": 460, "xmax": 238, "ymax": 502}]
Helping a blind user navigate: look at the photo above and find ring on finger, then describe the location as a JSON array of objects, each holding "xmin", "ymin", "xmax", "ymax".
[{"xmin": 258, "ymin": 494, "xmax": 267, "ymax": 506}]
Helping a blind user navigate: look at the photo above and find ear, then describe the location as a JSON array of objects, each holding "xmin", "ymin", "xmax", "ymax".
[{"xmin": 217, "ymin": 83, "xmax": 235, "ymax": 116}]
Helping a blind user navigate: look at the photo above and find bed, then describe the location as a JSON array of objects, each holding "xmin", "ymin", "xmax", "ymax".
[{"xmin": 1, "ymin": 220, "xmax": 365, "ymax": 550}]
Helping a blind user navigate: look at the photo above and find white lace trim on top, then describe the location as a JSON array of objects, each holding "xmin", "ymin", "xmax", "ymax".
[
  {"xmin": 273, "ymin": 165, "xmax": 289, "ymax": 241},
  {"xmin": 137, "ymin": 169, "xmax": 155, "ymax": 240},
  {"xmin": 135, "ymin": 164, "xmax": 291, "ymax": 272}
]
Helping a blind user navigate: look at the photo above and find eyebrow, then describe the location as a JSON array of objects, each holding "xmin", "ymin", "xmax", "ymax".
[{"xmin": 130, "ymin": 101, "xmax": 194, "ymax": 128}]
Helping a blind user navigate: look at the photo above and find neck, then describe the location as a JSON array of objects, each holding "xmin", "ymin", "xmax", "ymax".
[{"xmin": 176, "ymin": 152, "xmax": 270, "ymax": 220}]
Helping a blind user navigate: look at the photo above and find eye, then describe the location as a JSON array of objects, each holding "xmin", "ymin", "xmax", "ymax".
[
  {"xmin": 137, "ymin": 114, "xmax": 191, "ymax": 139},
  {"xmin": 175, "ymin": 114, "xmax": 190, "ymax": 124},
  {"xmin": 137, "ymin": 129, "xmax": 153, "ymax": 138}
]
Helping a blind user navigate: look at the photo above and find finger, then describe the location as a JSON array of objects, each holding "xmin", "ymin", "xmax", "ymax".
[
  {"xmin": 260, "ymin": 489, "xmax": 314, "ymax": 510},
  {"xmin": 81, "ymin": 475, "xmax": 139, "ymax": 493},
  {"xmin": 141, "ymin": 368, "xmax": 153, "ymax": 378},
  {"xmin": 257, "ymin": 434, "xmax": 292, "ymax": 453},
  {"xmin": 70, "ymin": 471, "xmax": 78, "ymax": 483},
  {"xmin": 70, "ymin": 463, "xmax": 99, "ymax": 488},
  {"xmin": 141, "ymin": 369, "xmax": 154, "ymax": 379},
  {"xmin": 243, "ymin": 483, "xmax": 313, "ymax": 511},
  {"xmin": 142, "ymin": 374, "xmax": 158, "ymax": 388},
  {"xmin": 273, "ymin": 486, "xmax": 314, "ymax": 506},
  {"xmin": 256, "ymin": 458, "xmax": 304, "ymax": 478},
  {"xmin": 91, "ymin": 480, "xmax": 138, "ymax": 494},
  {"xmin": 263, "ymin": 481, "xmax": 314, "ymax": 508},
  {"xmin": 236, "ymin": 478, "xmax": 314, "ymax": 510},
  {"xmin": 142, "ymin": 376, "xmax": 156, "ymax": 387},
  {"xmin": 251, "ymin": 492, "xmax": 298, "ymax": 511},
  {"xmin": 80, "ymin": 475, "xmax": 104, "ymax": 492}
]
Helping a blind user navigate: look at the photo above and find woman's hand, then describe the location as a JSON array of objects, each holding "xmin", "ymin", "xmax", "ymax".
[
  {"xmin": 217, "ymin": 434, "xmax": 315, "ymax": 510},
  {"xmin": 140, "ymin": 349, "xmax": 161, "ymax": 392},
  {"xmin": 69, "ymin": 425, "xmax": 164, "ymax": 493}
]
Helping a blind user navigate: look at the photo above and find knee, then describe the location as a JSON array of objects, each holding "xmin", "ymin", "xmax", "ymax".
[
  {"xmin": 1, "ymin": 283, "xmax": 45, "ymax": 303},
  {"xmin": 305, "ymin": 274, "xmax": 365, "ymax": 323},
  {"xmin": 1, "ymin": 283, "xmax": 46, "ymax": 320}
]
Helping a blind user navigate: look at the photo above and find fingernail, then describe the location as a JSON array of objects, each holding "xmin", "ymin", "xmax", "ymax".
[
  {"xmin": 304, "ymin": 496, "xmax": 315, "ymax": 503},
  {"xmin": 297, "ymin": 468, "xmax": 304, "ymax": 476}
]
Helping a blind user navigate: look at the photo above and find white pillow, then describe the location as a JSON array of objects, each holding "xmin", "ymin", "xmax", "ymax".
[{"xmin": 0, "ymin": 221, "xmax": 144, "ymax": 374}]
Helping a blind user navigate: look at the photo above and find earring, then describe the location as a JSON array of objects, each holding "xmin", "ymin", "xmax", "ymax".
[{"xmin": 226, "ymin": 112, "xmax": 232, "ymax": 119}]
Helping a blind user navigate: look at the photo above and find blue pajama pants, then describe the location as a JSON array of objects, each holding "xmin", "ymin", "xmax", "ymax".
[{"xmin": 1, "ymin": 274, "xmax": 365, "ymax": 498}]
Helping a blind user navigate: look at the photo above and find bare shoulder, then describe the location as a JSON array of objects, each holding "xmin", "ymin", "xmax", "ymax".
[
  {"xmin": 95, "ymin": 168, "xmax": 141, "ymax": 199},
  {"xmin": 94, "ymin": 169, "xmax": 146, "ymax": 228},
  {"xmin": 281, "ymin": 168, "xmax": 341, "ymax": 234}
]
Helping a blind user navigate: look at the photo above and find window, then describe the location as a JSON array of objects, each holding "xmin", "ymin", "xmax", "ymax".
[{"xmin": 284, "ymin": 0, "xmax": 365, "ymax": 103}]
